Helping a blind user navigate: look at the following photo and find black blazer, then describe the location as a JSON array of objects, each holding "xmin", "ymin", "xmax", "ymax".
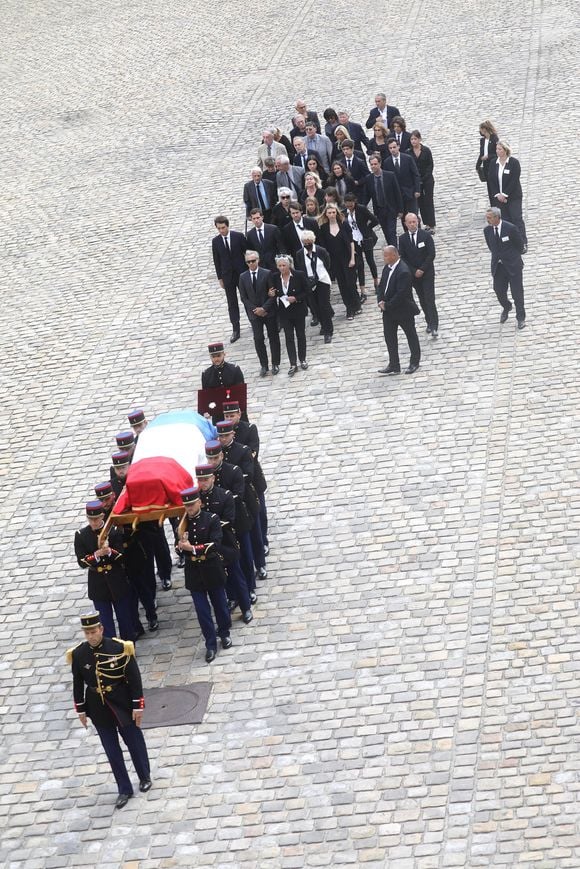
[
  {"xmin": 392, "ymin": 131, "xmax": 412, "ymax": 152},
  {"xmin": 299, "ymin": 187, "xmax": 325, "ymax": 208},
  {"xmin": 317, "ymin": 222, "xmax": 355, "ymax": 268},
  {"xmin": 270, "ymin": 270, "xmax": 309, "ymax": 320},
  {"xmin": 339, "ymin": 154, "xmax": 370, "ymax": 186},
  {"xmin": 398, "ymin": 229, "xmax": 436, "ymax": 275},
  {"xmin": 282, "ymin": 216, "xmax": 320, "ymax": 256},
  {"xmin": 246, "ymin": 223, "xmax": 286, "ymax": 271},
  {"xmin": 367, "ymin": 139, "xmax": 390, "ymax": 163},
  {"xmin": 239, "ymin": 267, "xmax": 277, "ymax": 320},
  {"xmin": 212, "ymin": 230, "xmax": 247, "ymax": 280},
  {"xmin": 476, "ymin": 134, "xmax": 498, "ymax": 177},
  {"xmin": 271, "ymin": 203, "xmax": 293, "ymax": 230},
  {"xmin": 487, "ymin": 157, "xmax": 523, "ymax": 201},
  {"xmin": 365, "ymin": 104, "xmax": 400, "ymax": 130},
  {"xmin": 294, "ymin": 244, "xmax": 332, "ymax": 284},
  {"xmin": 324, "ymin": 174, "xmax": 356, "ymax": 200},
  {"xmin": 344, "ymin": 121, "xmax": 370, "ymax": 152},
  {"xmin": 243, "ymin": 179, "xmax": 276, "ymax": 216},
  {"xmin": 345, "ymin": 205, "xmax": 379, "ymax": 240},
  {"xmin": 365, "ymin": 170, "xmax": 404, "ymax": 215},
  {"xmin": 293, "ymin": 152, "xmax": 310, "ymax": 171},
  {"xmin": 289, "ymin": 110, "xmax": 320, "ymax": 135},
  {"xmin": 484, "ymin": 220, "xmax": 524, "ymax": 277},
  {"xmin": 377, "ymin": 260, "xmax": 419, "ymax": 318},
  {"xmin": 382, "ymin": 153, "xmax": 421, "ymax": 200},
  {"xmin": 406, "ymin": 145, "xmax": 434, "ymax": 185}
]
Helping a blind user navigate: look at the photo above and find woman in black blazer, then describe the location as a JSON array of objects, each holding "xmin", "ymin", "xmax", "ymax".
[
  {"xmin": 317, "ymin": 204, "xmax": 361, "ymax": 319},
  {"xmin": 326, "ymin": 161, "xmax": 356, "ymax": 201},
  {"xmin": 269, "ymin": 256, "xmax": 310, "ymax": 376},
  {"xmin": 487, "ymin": 141, "xmax": 528, "ymax": 250},
  {"xmin": 344, "ymin": 193, "xmax": 380, "ymax": 301},
  {"xmin": 476, "ymin": 120, "xmax": 498, "ymax": 204},
  {"xmin": 407, "ymin": 130, "xmax": 436, "ymax": 232}
]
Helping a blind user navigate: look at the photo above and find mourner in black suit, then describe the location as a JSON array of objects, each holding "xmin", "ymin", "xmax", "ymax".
[
  {"xmin": 383, "ymin": 140, "xmax": 421, "ymax": 219},
  {"xmin": 282, "ymin": 203, "xmax": 319, "ymax": 256},
  {"xmin": 376, "ymin": 246, "xmax": 421, "ymax": 374},
  {"xmin": 294, "ymin": 233, "xmax": 335, "ymax": 342},
  {"xmin": 238, "ymin": 251, "xmax": 281, "ymax": 375},
  {"xmin": 487, "ymin": 142, "xmax": 528, "ymax": 249},
  {"xmin": 406, "ymin": 131, "xmax": 436, "ymax": 230},
  {"xmin": 484, "ymin": 207, "xmax": 526, "ymax": 327},
  {"xmin": 337, "ymin": 111, "xmax": 370, "ymax": 152},
  {"xmin": 245, "ymin": 209, "xmax": 286, "ymax": 271},
  {"xmin": 399, "ymin": 213, "xmax": 439, "ymax": 336},
  {"xmin": 391, "ymin": 116, "xmax": 412, "ymax": 152},
  {"xmin": 269, "ymin": 257, "xmax": 310, "ymax": 375},
  {"xmin": 67, "ymin": 612, "xmax": 151, "ymax": 809},
  {"xmin": 292, "ymin": 101, "xmax": 321, "ymax": 133},
  {"xmin": 365, "ymin": 155, "xmax": 403, "ymax": 246},
  {"xmin": 339, "ymin": 142, "xmax": 370, "ymax": 196},
  {"xmin": 365, "ymin": 93, "xmax": 401, "ymax": 130},
  {"xmin": 211, "ymin": 215, "xmax": 248, "ymax": 342},
  {"xmin": 243, "ymin": 169, "xmax": 275, "ymax": 222},
  {"xmin": 344, "ymin": 194, "xmax": 379, "ymax": 298},
  {"xmin": 476, "ymin": 120, "xmax": 499, "ymax": 204}
]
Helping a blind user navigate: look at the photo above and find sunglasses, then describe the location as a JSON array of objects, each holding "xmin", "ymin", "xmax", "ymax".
[
  {"xmin": 281, "ymin": 195, "xmax": 290, "ymax": 199},
  {"xmin": 246, "ymin": 258, "xmax": 258, "ymax": 263}
]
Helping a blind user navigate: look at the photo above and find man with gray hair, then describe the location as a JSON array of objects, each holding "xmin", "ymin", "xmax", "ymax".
[
  {"xmin": 275, "ymin": 155, "xmax": 304, "ymax": 197},
  {"xmin": 238, "ymin": 250, "xmax": 281, "ymax": 376},
  {"xmin": 365, "ymin": 92, "xmax": 401, "ymax": 131},
  {"xmin": 243, "ymin": 167, "xmax": 275, "ymax": 222},
  {"xmin": 483, "ymin": 207, "xmax": 526, "ymax": 328},
  {"xmin": 257, "ymin": 128, "xmax": 288, "ymax": 168},
  {"xmin": 377, "ymin": 245, "xmax": 421, "ymax": 375}
]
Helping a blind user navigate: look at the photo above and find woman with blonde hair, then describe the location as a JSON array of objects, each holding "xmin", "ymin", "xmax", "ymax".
[
  {"xmin": 317, "ymin": 204, "xmax": 361, "ymax": 320},
  {"xmin": 367, "ymin": 121, "xmax": 391, "ymax": 162},
  {"xmin": 299, "ymin": 172, "xmax": 325, "ymax": 208},
  {"xmin": 487, "ymin": 140, "xmax": 528, "ymax": 252},
  {"xmin": 331, "ymin": 124, "xmax": 352, "ymax": 160},
  {"xmin": 476, "ymin": 119, "xmax": 499, "ymax": 203}
]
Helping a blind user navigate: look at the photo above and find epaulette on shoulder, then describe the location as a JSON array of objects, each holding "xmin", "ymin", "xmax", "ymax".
[
  {"xmin": 113, "ymin": 638, "xmax": 135, "ymax": 657},
  {"xmin": 65, "ymin": 642, "xmax": 83, "ymax": 665}
]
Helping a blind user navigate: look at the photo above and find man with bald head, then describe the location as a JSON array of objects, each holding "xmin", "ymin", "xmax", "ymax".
[{"xmin": 377, "ymin": 245, "xmax": 421, "ymax": 375}]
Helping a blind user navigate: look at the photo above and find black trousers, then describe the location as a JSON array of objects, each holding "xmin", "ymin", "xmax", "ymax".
[
  {"xmin": 418, "ymin": 177, "xmax": 436, "ymax": 227},
  {"xmin": 95, "ymin": 722, "xmax": 150, "ymax": 795},
  {"xmin": 493, "ymin": 263, "xmax": 525, "ymax": 320},
  {"xmin": 281, "ymin": 314, "xmax": 307, "ymax": 366},
  {"xmin": 223, "ymin": 277, "xmax": 241, "ymax": 330},
  {"xmin": 141, "ymin": 525, "xmax": 172, "ymax": 583},
  {"xmin": 498, "ymin": 198, "xmax": 527, "ymax": 244},
  {"xmin": 310, "ymin": 282, "xmax": 334, "ymax": 336},
  {"xmin": 250, "ymin": 316, "xmax": 280, "ymax": 368},
  {"xmin": 413, "ymin": 271, "xmax": 439, "ymax": 331},
  {"xmin": 376, "ymin": 209, "xmax": 398, "ymax": 246},
  {"xmin": 382, "ymin": 313, "xmax": 421, "ymax": 370},
  {"xmin": 335, "ymin": 263, "xmax": 361, "ymax": 315},
  {"xmin": 355, "ymin": 243, "xmax": 378, "ymax": 286}
]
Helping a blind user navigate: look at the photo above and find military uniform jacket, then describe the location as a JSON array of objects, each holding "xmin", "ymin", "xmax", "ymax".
[
  {"xmin": 213, "ymin": 461, "xmax": 253, "ymax": 534},
  {"xmin": 233, "ymin": 419, "xmax": 260, "ymax": 456},
  {"xmin": 201, "ymin": 362, "xmax": 245, "ymax": 389},
  {"xmin": 221, "ymin": 444, "xmax": 260, "ymax": 519},
  {"xmin": 182, "ymin": 509, "xmax": 227, "ymax": 593},
  {"xmin": 67, "ymin": 637, "xmax": 144, "ymax": 728},
  {"xmin": 74, "ymin": 525, "xmax": 130, "ymax": 602},
  {"xmin": 200, "ymin": 484, "xmax": 240, "ymax": 565},
  {"xmin": 109, "ymin": 467, "xmax": 126, "ymax": 499}
]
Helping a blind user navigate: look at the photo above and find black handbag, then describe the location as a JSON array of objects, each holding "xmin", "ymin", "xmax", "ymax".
[{"xmin": 476, "ymin": 164, "xmax": 487, "ymax": 183}]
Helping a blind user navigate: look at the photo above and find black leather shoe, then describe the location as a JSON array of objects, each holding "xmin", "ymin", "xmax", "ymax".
[
  {"xmin": 517, "ymin": 318, "xmax": 526, "ymax": 330},
  {"xmin": 378, "ymin": 366, "xmax": 400, "ymax": 375},
  {"xmin": 360, "ymin": 293, "xmax": 368, "ymax": 303},
  {"xmin": 161, "ymin": 577, "xmax": 172, "ymax": 590},
  {"xmin": 324, "ymin": 335, "xmax": 332, "ymax": 344},
  {"xmin": 405, "ymin": 362, "xmax": 420, "ymax": 374},
  {"xmin": 176, "ymin": 553, "xmax": 185, "ymax": 569},
  {"xmin": 148, "ymin": 618, "xmax": 159, "ymax": 632},
  {"xmin": 230, "ymin": 330, "xmax": 240, "ymax": 343},
  {"xmin": 250, "ymin": 592, "xmax": 258, "ymax": 605},
  {"xmin": 139, "ymin": 780, "xmax": 152, "ymax": 793},
  {"xmin": 259, "ymin": 366, "xmax": 268, "ymax": 377},
  {"xmin": 272, "ymin": 365, "xmax": 280, "ymax": 375},
  {"xmin": 431, "ymin": 330, "xmax": 439, "ymax": 339},
  {"xmin": 115, "ymin": 794, "xmax": 132, "ymax": 809},
  {"xmin": 500, "ymin": 308, "xmax": 511, "ymax": 323},
  {"xmin": 228, "ymin": 599, "xmax": 239, "ymax": 613},
  {"xmin": 257, "ymin": 567, "xmax": 268, "ymax": 579},
  {"xmin": 242, "ymin": 610, "xmax": 253, "ymax": 624},
  {"xmin": 221, "ymin": 635, "xmax": 233, "ymax": 650},
  {"xmin": 522, "ymin": 244, "xmax": 528, "ymax": 254},
  {"xmin": 300, "ymin": 361, "xmax": 308, "ymax": 370},
  {"xmin": 310, "ymin": 317, "xmax": 319, "ymax": 327},
  {"xmin": 134, "ymin": 626, "xmax": 145, "ymax": 640},
  {"xmin": 288, "ymin": 365, "xmax": 297, "ymax": 377},
  {"xmin": 426, "ymin": 326, "xmax": 432, "ymax": 334},
  {"xmin": 263, "ymin": 544, "xmax": 269, "ymax": 556},
  {"xmin": 205, "ymin": 648, "xmax": 216, "ymax": 663}
]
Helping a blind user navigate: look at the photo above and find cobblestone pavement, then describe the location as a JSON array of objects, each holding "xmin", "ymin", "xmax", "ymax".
[{"xmin": 1, "ymin": 0, "xmax": 579, "ymax": 866}]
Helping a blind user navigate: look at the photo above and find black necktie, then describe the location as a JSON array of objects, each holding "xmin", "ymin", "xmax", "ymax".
[
  {"xmin": 494, "ymin": 226, "xmax": 500, "ymax": 246},
  {"xmin": 394, "ymin": 157, "xmax": 400, "ymax": 171},
  {"xmin": 412, "ymin": 233, "xmax": 416, "ymax": 246},
  {"xmin": 347, "ymin": 159, "xmax": 351, "ymax": 170},
  {"xmin": 252, "ymin": 271, "xmax": 257, "ymax": 290},
  {"xmin": 224, "ymin": 236, "xmax": 230, "ymax": 252},
  {"xmin": 258, "ymin": 229, "xmax": 264, "ymax": 244},
  {"xmin": 307, "ymin": 251, "xmax": 318, "ymax": 280},
  {"xmin": 374, "ymin": 175, "xmax": 385, "ymax": 206}
]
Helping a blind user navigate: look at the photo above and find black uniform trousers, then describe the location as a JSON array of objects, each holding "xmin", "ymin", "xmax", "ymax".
[
  {"xmin": 94, "ymin": 721, "xmax": 150, "ymax": 796},
  {"xmin": 191, "ymin": 588, "xmax": 232, "ymax": 651},
  {"xmin": 492, "ymin": 263, "xmax": 525, "ymax": 320},
  {"xmin": 382, "ymin": 313, "xmax": 421, "ymax": 371},
  {"xmin": 93, "ymin": 597, "xmax": 135, "ymax": 641},
  {"xmin": 141, "ymin": 525, "xmax": 172, "ymax": 583},
  {"xmin": 412, "ymin": 273, "xmax": 439, "ymax": 332},
  {"xmin": 225, "ymin": 560, "xmax": 251, "ymax": 612},
  {"xmin": 250, "ymin": 316, "xmax": 280, "ymax": 368}
]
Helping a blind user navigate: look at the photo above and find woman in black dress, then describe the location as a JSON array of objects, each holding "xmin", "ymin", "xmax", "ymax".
[
  {"xmin": 317, "ymin": 204, "xmax": 361, "ymax": 320},
  {"xmin": 407, "ymin": 130, "xmax": 436, "ymax": 233},
  {"xmin": 367, "ymin": 121, "xmax": 390, "ymax": 163},
  {"xmin": 476, "ymin": 119, "xmax": 498, "ymax": 204}
]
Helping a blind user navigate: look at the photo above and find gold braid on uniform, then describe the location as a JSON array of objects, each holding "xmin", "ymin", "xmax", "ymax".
[{"xmin": 65, "ymin": 642, "xmax": 82, "ymax": 665}]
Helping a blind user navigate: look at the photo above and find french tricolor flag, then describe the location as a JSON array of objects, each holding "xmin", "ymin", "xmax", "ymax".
[{"xmin": 113, "ymin": 410, "xmax": 216, "ymax": 513}]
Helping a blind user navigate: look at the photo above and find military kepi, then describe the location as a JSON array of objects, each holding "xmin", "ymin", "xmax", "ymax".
[
  {"xmin": 181, "ymin": 486, "xmax": 201, "ymax": 504},
  {"xmin": 195, "ymin": 464, "xmax": 215, "ymax": 478},
  {"xmin": 94, "ymin": 481, "xmax": 113, "ymax": 499},
  {"xmin": 115, "ymin": 431, "xmax": 135, "ymax": 449},
  {"xmin": 208, "ymin": 341, "xmax": 224, "ymax": 355},
  {"xmin": 128, "ymin": 408, "xmax": 145, "ymax": 426},
  {"xmin": 216, "ymin": 420, "xmax": 234, "ymax": 435},
  {"xmin": 86, "ymin": 500, "xmax": 105, "ymax": 516},
  {"xmin": 205, "ymin": 440, "xmax": 222, "ymax": 456},
  {"xmin": 112, "ymin": 451, "xmax": 130, "ymax": 466},
  {"xmin": 80, "ymin": 612, "xmax": 102, "ymax": 629},
  {"xmin": 223, "ymin": 400, "xmax": 240, "ymax": 413}
]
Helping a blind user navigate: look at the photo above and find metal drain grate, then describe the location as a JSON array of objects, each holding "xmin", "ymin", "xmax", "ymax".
[{"xmin": 141, "ymin": 684, "xmax": 212, "ymax": 729}]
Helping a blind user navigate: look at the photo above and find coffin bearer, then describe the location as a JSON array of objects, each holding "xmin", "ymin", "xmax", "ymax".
[
  {"xmin": 74, "ymin": 500, "xmax": 135, "ymax": 640},
  {"xmin": 115, "ymin": 431, "xmax": 136, "ymax": 459},
  {"xmin": 128, "ymin": 408, "xmax": 148, "ymax": 439},
  {"xmin": 178, "ymin": 487, "xmax": 233, "ymax": 663},
  {"xmin": 66, "ymin": 612, "xmax": 152, "ymax": 809}
]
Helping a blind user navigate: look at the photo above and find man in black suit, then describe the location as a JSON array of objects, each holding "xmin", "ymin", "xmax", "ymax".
[
  {"xmin": 339, "ymin": 141, "xmax": 370, "ymax": 197},
  {"xmin": 399, "ymin": 213, "xmax": 439, "ymax": 337},
  {"xmin": 365, "ymin": 155, "xmax": 403, "ymax": 246},
  {"xmin": 243, "ymin": 168, "xmax": 275, "ymax": 222},
  {"xmin": 483, "ymin": 207, "xmax": 526, "ymax": 329},
  {"xmin": 282, "ymin": 202, "xmax": 319, "ymax": 257},
  {"xmin": 383, "ymin": 139, "xmax": 421, "ymax": 219},
  {"xmin": 365, "ymin": 92, "xmax": 401, "ymax": 131},
  {"xmin": 377, "ymin": 245, "xmax": 421, "ymax": 375},
  {"xmin": 238, "ymin": 250, "xmax": 281, "ymax": 376},
  {"xmin": 211, "ymin": 215, "xmax": 247, "ymax": 343},
  {"xmin": 293, "ymin": 137, "xmax": 311, "ymax": 171},
  {"xmin": 294, "ymin": 230, "xmax": 335, "ymax": 343},
  {"xmin": 337, "ymin": 111, "xmax": 370, "ymax": 153},
  {"xmin": 245, "ymin": 209, "xmax": 285, "ymax": 272}
]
